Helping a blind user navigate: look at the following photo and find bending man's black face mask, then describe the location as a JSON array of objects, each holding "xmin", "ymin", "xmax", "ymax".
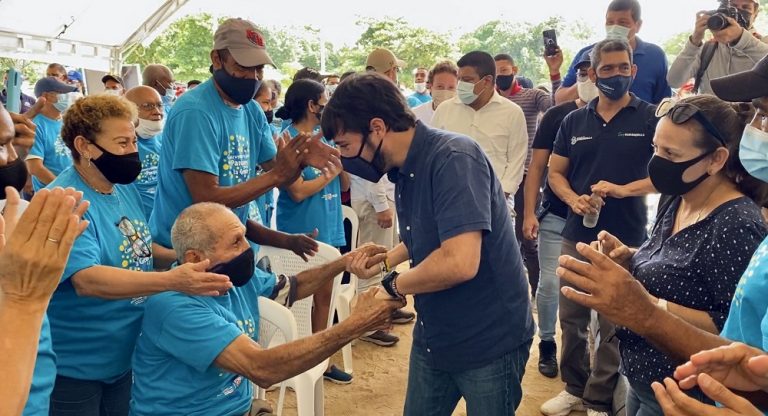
[
  {"xmin": 208, "ymin": 248, "xmax": 255, "ymax": 287},
  {"xmin": 341, "ymin": 132, "xmax": 387, "ymax": 183}
]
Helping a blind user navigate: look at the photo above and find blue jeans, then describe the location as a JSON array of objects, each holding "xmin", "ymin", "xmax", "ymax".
[
  {"xmin": 626, "ymin": 381, "xmax": 663, "ymax": 416},
  {"xmin": 403, "ymin": 339, "xmax": 532, "ymax": 416},
  {"xmin": 49, "ymin": 371, "xmax": 131, "ymax": 416},
  {"xmin": 536, "ymin": 213, "xmax": 565, "ymax": 342},
  {"xmin": 626, "ymin": 379, "xmax": 708, "ymax": 416}
]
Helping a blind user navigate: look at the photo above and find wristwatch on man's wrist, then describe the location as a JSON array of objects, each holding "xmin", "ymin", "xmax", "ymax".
[{"xmin": 382, "ymin": 270, "xmax": 404, "ymax": 300}]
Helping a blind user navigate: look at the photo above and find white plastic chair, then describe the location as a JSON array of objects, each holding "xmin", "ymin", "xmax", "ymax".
[
  {"xmin": 256, "ymin": 242, "xmax": 345, "ymax": 416},
  {"xmin": 334, "ymin": 205, "xmax": 359, "ymax": 373},
  {"xmin": 255, "ymin": 297, "xmax": 328, "ymax": 416}
]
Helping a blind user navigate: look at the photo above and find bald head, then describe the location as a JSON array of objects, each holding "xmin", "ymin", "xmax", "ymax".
[
  {"xmin": 125, "ymin": 85, "xmax": 164, "ymax": 121},
  {"xmin": 171, "ymin": 202, "xmax": 236, "ymax": 262},
  {"xmin": 142, "ymin": 64, "xmax": 174, "ymax": 96}
]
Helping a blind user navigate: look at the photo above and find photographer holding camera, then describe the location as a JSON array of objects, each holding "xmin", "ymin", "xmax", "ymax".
[{"xmin": 668, "ymin": 0, "xmax": 768, "ymax": 96}]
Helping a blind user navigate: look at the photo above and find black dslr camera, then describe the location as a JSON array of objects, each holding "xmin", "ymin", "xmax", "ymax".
[{"xmin": 706, "ymin": 0, "xmax": 752, "ymax": 31}]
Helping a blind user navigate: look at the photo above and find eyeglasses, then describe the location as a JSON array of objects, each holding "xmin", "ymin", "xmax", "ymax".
[
  {"xmin": 116, "ymin": 216, "xmax": 151, "ymax": 258},
  {"xmin": 137, "ymin": 102, "xmax": 164, "ymax": 111},
  {"xmin": 655, "ymin": 98, "xmax": 727, "ymax": 147}
]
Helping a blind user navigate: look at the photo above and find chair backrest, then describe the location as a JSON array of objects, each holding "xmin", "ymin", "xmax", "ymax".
[
  {"xmin": 257, "ymin": 297, "xmax": 297, "ymax": 348},
  {"xmin": 257, "ymin": 242, "xmax": 343, "ymax": 337},
  {"xmin": 341, "ymin": 205, "xmax": 359, "ymax": 252}
]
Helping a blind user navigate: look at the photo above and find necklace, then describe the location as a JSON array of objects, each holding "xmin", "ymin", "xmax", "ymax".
[
  {"xmin": 75, "ymin": 163, "xmax": 113, "ymax": 195},
  {"xmin": 676, "ymin": 184, "xmax": 718, "ymax": 232}
]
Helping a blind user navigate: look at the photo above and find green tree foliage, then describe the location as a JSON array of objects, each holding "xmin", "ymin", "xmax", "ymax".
[
  {"xmin": 124, "ymin": 13, "xmax": 220, "ymax": 82},
  {"xmin": 661, "ymin": 31, "xmax": 691, "ymax": 64},
  {"xmin": 0, "ymin": 58, "xmax": 45, "ymax": 87},
  {"xmin": 350, "ymin": 17, "xmax": 455, "ymax": 86},
  {"xmin": 458, "ymin": 17, "xmax": 593, "ymax": 86}
]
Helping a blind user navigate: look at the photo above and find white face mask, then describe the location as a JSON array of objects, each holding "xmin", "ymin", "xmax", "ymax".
[
  {"xmin": 457, "ymin": 80, "xmax": 485, "ymax": 105},
  {"xmin": 104, "ymin": 89, "xmax": 122, "ymax": 97},
  {"xmin": 431, "ymin": 89, "xmax": 457, "ymax": 107},
  {"xmin": 135, "ymin": 118, "xmax": 165, "ymax": 138},
  {"xmin": 326, "ymin": 84, "xmax": 338, "ymax": 96},
  {"xmin": 577, "ymin": 78, "xmax": 599, "ymax": 103},
  {"xmin": 606, "ymin": 25, "xmax": 631, "ymax": 40},
  {"xmin": 414, "ymin": 82, "xmax": 428, "ymax": 94}
]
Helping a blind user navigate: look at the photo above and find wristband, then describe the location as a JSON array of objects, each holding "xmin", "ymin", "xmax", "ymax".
[
  {"xmin": 550, "ymin": 73, "xmax": 561, "ymax": 81},
  {"xmin": 382, "ymin": 258, "xmax": 391, "ymax": 273},
  {"xmin": 657, "ymin": 298, "xmax": 669, "ymax": 311}
]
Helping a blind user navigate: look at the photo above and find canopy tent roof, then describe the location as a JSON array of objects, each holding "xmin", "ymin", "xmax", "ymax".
[{"xmin": 0, "ymin": 0, "xmax": 190, "ymax": 72}]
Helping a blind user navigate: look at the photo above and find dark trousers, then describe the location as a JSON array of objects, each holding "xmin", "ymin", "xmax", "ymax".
[
  {"xmin": 513, "ymin": 176, "xmax": 541, "ymax": 297},
  {"xmin": 49, "ymin": 371, "xmax": 131, "ymax": 416},
  {"xmin": 403, "ymin": 340, "xmax": 532, "ymax": 416},
  {"xmin": 559, "ymin": 239, "xmax": 621, "ymax": 412}
]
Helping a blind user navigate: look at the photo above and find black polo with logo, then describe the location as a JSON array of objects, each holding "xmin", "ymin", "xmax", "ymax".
[{"xmin": 552, "ymin": 95, "xmax": 658, "ymax": 247}]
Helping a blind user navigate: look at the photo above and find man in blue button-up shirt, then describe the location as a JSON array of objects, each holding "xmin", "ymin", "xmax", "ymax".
[{"xmin": 322, "ymin": 72, "xmax": 534, "ymax": 416}]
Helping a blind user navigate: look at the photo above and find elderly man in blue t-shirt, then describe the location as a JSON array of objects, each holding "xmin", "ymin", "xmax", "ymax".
[{"xmin": 131, "ymin": 202, "xmax": 402, "ymax": 415}]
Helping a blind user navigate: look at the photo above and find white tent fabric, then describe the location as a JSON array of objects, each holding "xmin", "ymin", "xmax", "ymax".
[{"xmin": 0, "ymin": 0, "xmax": 190, "ymax": 72}]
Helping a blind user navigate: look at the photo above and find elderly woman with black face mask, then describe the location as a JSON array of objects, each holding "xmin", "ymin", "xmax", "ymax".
[
  {"xmin": 590, "ymin": 95, "xmax": 768, "ymax": 416},
  {"xmin": 44, "ymin": 95, "xmax": 233, "ymax": 416}
]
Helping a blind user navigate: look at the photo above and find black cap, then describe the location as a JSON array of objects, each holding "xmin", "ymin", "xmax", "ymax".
[
  {"xmin": 101, "ymin": 74, "xmax": 123, "ymax": 85},
  {"xmin": 711, "ymin": 55, "xmax": 768, "ymax": 102}
]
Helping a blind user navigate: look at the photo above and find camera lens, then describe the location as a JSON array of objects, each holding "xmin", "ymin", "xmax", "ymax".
[{"xmin": 707, "ymin": 13, "xmax": 729, "ymax": 31}]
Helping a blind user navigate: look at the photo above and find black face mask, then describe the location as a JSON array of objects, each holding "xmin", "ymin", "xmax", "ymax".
[
  {"xmin": 315, "ymin": 105, "xmax": 324, "ymax": 123},
  {"xmin": 90, "ymin": 141, "xmax": 142, "ymax": 185},
  {"xmin": 648, "ymin": 152, "xmax": 712, "ymax": 196},
  {"xmin": 0, "ymin": 158, "xmax": 28, "ymax": 199},
  {"xmin": 208, "ymin": 247, "xmax": 255, "ymax": 287},
  {"xmin": 264, "ymin": 109, "xmax": 274, "ymax": 124},
  {"xmin": 213, "ymin": 66, "xmax": 261, "ymax": 105},
  {"xmin": 496, "ymin": 74, "xmax": 515, "ymax": 91},
  {"xmin": 341, "ymin": 132, "xmax": 386, "ymax": 183}
]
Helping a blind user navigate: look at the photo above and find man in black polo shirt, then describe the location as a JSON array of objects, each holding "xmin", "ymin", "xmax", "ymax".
[
  {"xmin": 322, "ymin": 72, "xmax": 534, "ymax": 416},
  {"xmin": 543, "ymin": 38, "xmax": 657, "ymax": 416}
]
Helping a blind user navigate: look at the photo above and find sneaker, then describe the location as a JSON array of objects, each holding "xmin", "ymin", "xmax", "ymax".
[
  {"xmin": 360, "ymin": 330, "xmax": 400, "ymax": 346},
  {"xmin": 538, "ymin": 340, "xmax": 558, "ymax": 378},
  {"xmin": 323, "ymin": 365, "xmax": 353, "ymax": 385},
  {"xmin": 392, "ymin": 308, "xmax": 415, "ymax": 324},
  {"xmin": 586, "ymin": 410, "xmax": 609, "ymax": 416},
  {"xmin": 540, "ymin": 390, "xmax": 585, "ymax": 416}
]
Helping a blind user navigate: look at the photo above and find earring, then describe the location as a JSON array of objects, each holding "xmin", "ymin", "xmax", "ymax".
[{"xmin": 83, "ymin": 153, "xmax": 91, "ymax": 167}]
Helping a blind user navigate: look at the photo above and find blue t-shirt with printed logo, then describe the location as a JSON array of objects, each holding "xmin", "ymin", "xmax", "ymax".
[
  {"xmin": 130, "ymin": 267, "xmax": 276, "ymax": 416},
  {"xmin": 722, "ymin": 236, "xmax": 768, "ymax": 351},
  {"xmin": 150, "ymin": 79, "xmax": 277, "ymax": 248},
  {"xmin": 27, "ymin": 114, "xmax": 72, "ymax": 191},
  {"xmin": 47, "ymin": 167, "xmax": 153, "ymax": 382},
  {"xmin": 721, "ymin": 236, "xmax": 768, "ymax": 416},
  {"xmin": 136, "ymin": 134, "xmax": 162, "ymax": 219},
  {"xmin": 276, "ymin": 125, "xmax": 345, "ymax": 247}
]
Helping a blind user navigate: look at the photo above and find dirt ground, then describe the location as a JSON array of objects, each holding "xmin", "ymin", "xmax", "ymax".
[{"xmin": 267, "ymin": 299, "xmax": 585, "ymax": 416}]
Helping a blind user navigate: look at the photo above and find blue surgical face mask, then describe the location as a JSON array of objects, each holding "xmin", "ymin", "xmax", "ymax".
[
  {"xmin": 596, "ymin": 74, "xmax": 632, "ymax": 101},
  {"xmin": 457, "ymin": 79, "xmax": 485, "ymax": 105},
  {"xmin": 740, "ymin": 124, "xmax": 768, "ymax": 182},
  {"xmin": 53, "ymin": 93, "xmax": 72, "ymax": 113}
]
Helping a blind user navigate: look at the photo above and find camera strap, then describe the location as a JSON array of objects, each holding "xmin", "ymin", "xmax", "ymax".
[{"xmin": 693, "ymin": 41, "xmax": 718, "ymax": 94}]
